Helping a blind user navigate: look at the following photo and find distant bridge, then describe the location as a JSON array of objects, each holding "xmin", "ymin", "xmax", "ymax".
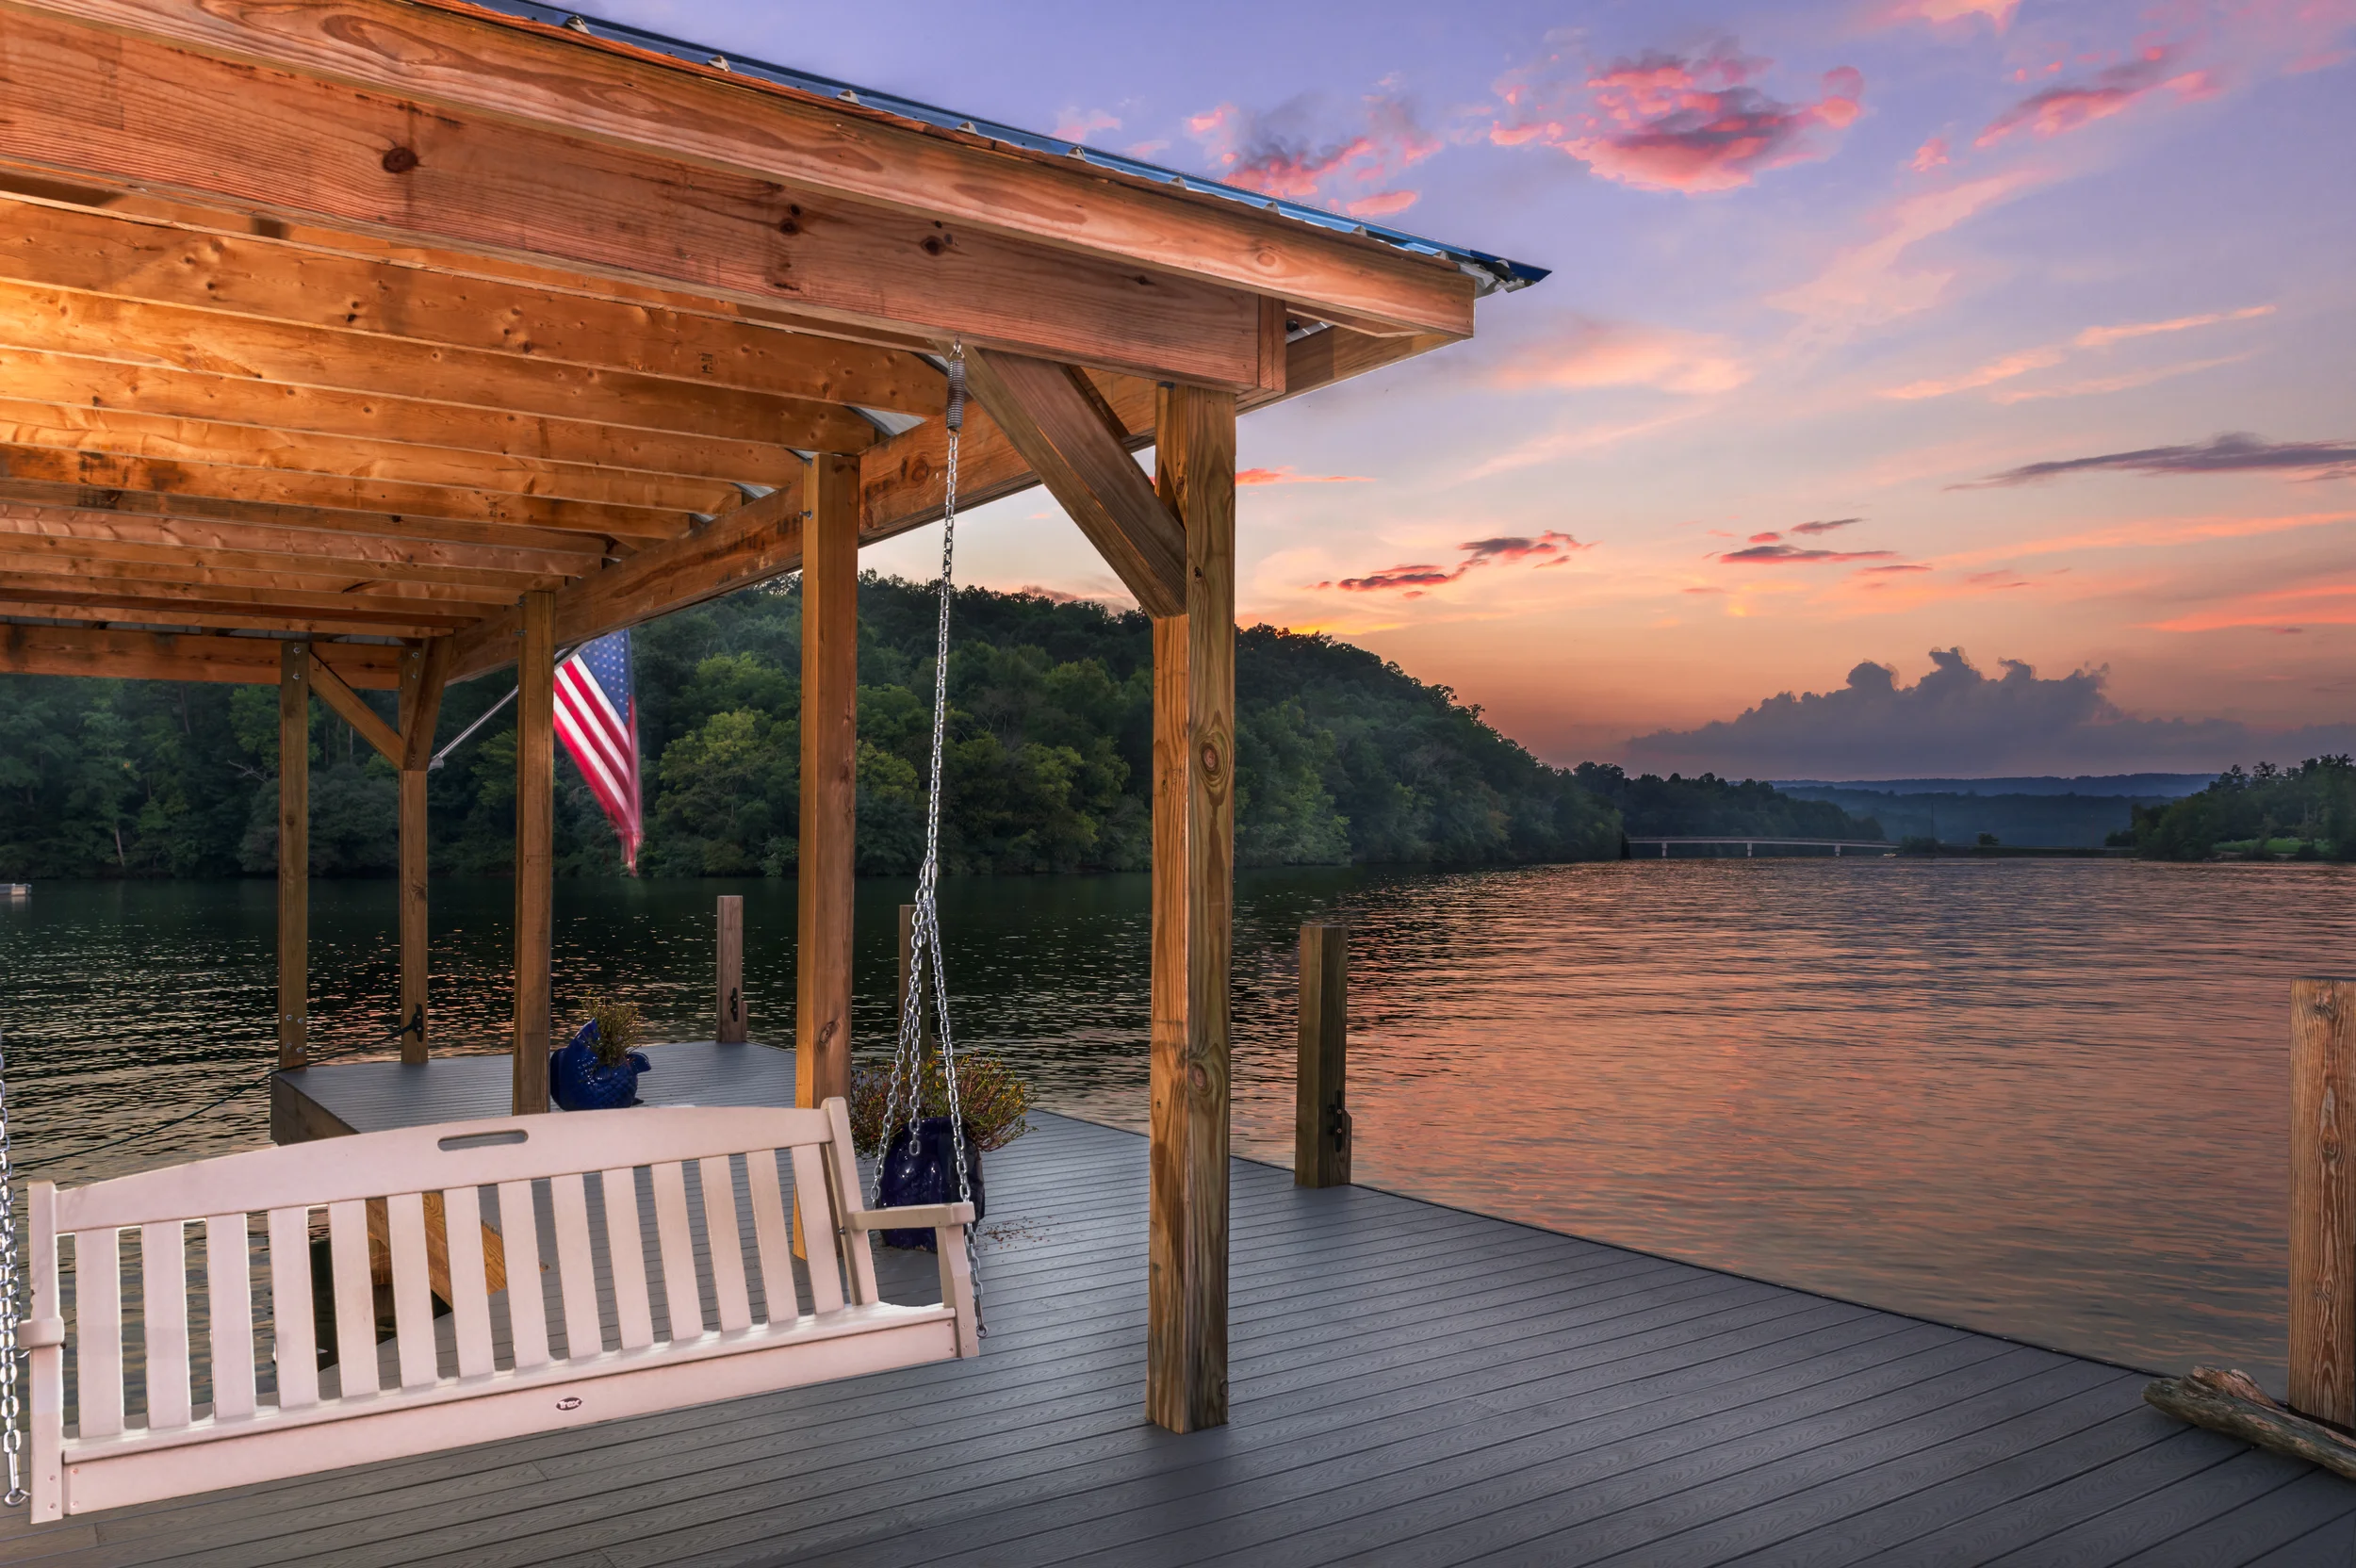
[{"xmin": 1626, "ymin": 837, "xmax": 1894, "ymax": 858}]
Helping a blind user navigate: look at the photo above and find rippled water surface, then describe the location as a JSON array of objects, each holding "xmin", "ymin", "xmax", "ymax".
[{"xmin": 2, "ymin": 860, "xmax": 2343, "ymax": 1389}]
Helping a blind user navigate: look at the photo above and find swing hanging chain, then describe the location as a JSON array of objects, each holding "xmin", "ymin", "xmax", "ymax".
[
  {"xmin": 872, "ymin": 345, "xmax": 983, "ymax": 1332},
  {"xmin": 0, "ymin": 1031, "xmax": 27, "ymax": 1507}
]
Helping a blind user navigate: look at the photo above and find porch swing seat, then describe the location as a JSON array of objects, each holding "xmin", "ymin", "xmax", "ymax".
[{"xmin": 23, "ymin": 1102, "xmax": 976, "ymax": 1522}]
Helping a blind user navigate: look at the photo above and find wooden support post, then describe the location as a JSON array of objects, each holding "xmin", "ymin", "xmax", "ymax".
[
  {"xmin": 2293, "ymin": 977, "xmax": 2356, "ymax": 1425},
  {"xmin": 1146, "ymin": 383, "xmax": 1236, "ymax": 1434},
  {"xmin": 394, "ymin": 640, "xmax": 448, "ymax": 1064},
  {"xmin": 512, "ymin": 591, "xmax": 556, "ymax": 1116},
  {"xmin": 796, "ymin": 452, "xmax": 859, "ymax": 1113},
  {"xmin": 1295, "ymin": 923, "xmax": 1350, "ymax": 1188},
  {"xmin": 716, "ymin": 894, "xmax": 745, "ymax": 1043},
  {"xmin": 276, "ymin": 640, "xmax": 309, "ymax": 1071}
]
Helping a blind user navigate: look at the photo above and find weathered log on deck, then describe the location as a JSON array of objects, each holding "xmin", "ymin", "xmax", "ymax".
[{"xmin": 2148, "ymin": 1365, "xmax": 2356, "ymax": 1482}]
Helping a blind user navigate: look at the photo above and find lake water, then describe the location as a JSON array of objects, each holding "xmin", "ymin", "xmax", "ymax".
[{"xmin": 0, "ymin": 860, "xmax": 2344, "ymax": 1392}]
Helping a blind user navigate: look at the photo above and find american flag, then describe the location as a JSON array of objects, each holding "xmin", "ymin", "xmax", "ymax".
[{"xmin": 555, "ymin": 629, "xmax": 643, "ymax": 873}]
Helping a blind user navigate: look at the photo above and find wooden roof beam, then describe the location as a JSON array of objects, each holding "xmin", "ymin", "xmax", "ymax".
[
  {"xmin": 0, "ymin": 347, "xmax": 807, "ymax": 490},
  {"xmin": 0, "ymin": 193, "xmax": 949, "ymax": 415},
  {"xmin": 0, "ymin": 580, "xmax": 481, "ymax": 634},
  {"xmin": 962, "ymin": 349, "xmax": 1185, "ymax": 619},
  {"xmin": 0, "ymin": 479, "xmax": 629, "ymax": 559},
  {"xmin": 449, "ymin": 481, "xmax": 810, "ymax": 682},
  {"xmin": 0, "ymin": 444, "xmax": 694, "ymax": 542},
  {"xmin": 861, "ymin": 326, "xmax": 1453, "ymax": 540},
  {"xmin": 0, "ymin": 501, "xmax": 602, "ymax": 580},
  {"xmin": 0, "ymin": 174, "xmax": 949, "ymax": 359},
  {"xmin": 0, "ymin": 9, "xmax": 1264, "ymax": 388},
  {"xmin": 0, "ymin": 622, "xmax": 405, "ymax": 687},
  {"xmin": 0, "ymin": 560, "xmax": 518, "ymax": 614},
  {"xmin": 0, "ymin": 281, "xmax": 881, "ymax": 451},
  {"xmin": 0, "ymin": 533, "xmax": 563, "ymax": 597},
  {"xmin": 0, "ymin": 400, "xmax": 745, "ymax": 515},
  {"xmin": 25, "ymin": 0, "xmax": 1477, "ymax": 339}
]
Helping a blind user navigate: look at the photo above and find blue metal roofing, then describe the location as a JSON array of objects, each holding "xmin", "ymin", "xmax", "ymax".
[{"xmin": 456, "ymin": 0, "xmax": 1548, "ymax": 298}]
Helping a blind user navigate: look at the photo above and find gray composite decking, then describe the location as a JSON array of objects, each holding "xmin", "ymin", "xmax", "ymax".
[{"xmin": 4, "ymin": 1076, "xmax": 2351, "ymax": 1564}]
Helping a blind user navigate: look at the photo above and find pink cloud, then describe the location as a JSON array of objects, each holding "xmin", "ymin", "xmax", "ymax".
[
  {"xmin": 1189, "ymin": 89, "xmax": 1439, "ymax": 219},
  {"xmin": 1884, "ymin": 0, "xmax": 2020, "ymax": 28},
  {"xmin": 1323, "ymin": 563, "xmax": 1467, "ymax": 596},
  {"xmin": 1237, "ymin": 466, "xmax": 1373, "ymax": 486},
  {"xmin": 1316, "ymin": 530, "xmax": 1592, "ymax": 594},
  {"xmin": 1910, "ymin": 135, "xmax": 1951, "ymax": 172},
  {"xmin": 1721, "ymin": 543, "xmax": 1902, "ymax": 564},
  {"xmin": 2073, "ymin": 304, "xmax": 2274, "ymax": 350},
  {"xmin": 1492, "ymin": 43, "xmax": 1864, "ymax": 194},
  {"xmin": 1486, "ymin": 318, "xmax": 1750, "ymax": 395},
  {"xmin": 1976, "ymin": 46, "xmax": 2217, "ymax": 147},
  {"xmin": 1052, "ymin": 108, "xmax": 1121, "ymax": 145},
  {"xmin": 1768, "ymin": 172, "xmax": 2042, "ymax": 331}
]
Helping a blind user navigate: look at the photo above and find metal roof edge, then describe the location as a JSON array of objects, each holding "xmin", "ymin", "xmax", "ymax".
[{"xmin": 450, "ymin": 0, "xmax": 1548, "ymax": 296}]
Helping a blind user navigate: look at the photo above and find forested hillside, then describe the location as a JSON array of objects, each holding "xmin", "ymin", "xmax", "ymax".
[
  {"xmin": 0, "ymin": 576, "xmax": 1623, "ymax": 878},
  {"xmin": 2124, "ymin": 757, "xmax": 2356, "ymax": 859},
  {"xmin": 1572, "ymin": 764, "xmax": 1884, "ymax": 841}
]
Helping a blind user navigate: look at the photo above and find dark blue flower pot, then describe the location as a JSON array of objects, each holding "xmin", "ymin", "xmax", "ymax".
[
  {"xmin": 875, "ymin": 1117, "xmax": 985, "ymax": 1251},
  {"xmin": 548, "ymin": 1020, "xmax": 650, "ymax": 1112}
]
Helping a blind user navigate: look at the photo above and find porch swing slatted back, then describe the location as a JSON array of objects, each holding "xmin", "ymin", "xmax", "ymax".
[{"xmin": 26, "ymin": 1103, "xmax": 976, "ymax": 1522}]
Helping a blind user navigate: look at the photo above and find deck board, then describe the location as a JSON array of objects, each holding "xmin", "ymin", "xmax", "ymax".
[{"xmin": 4, "ymin": 1077, "xmax": 2349, "ymax": 1565}]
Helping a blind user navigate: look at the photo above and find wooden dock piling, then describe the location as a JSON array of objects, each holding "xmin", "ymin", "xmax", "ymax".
[
  {"xmin": 276, "ymin": 641, "xmax": 308, "ymax": 1071},
  {"xmin": 1296, "ymin": 922, "xmax": 1350, "ymax": 1188},
  {"xmin": 715, "ymin": 895, "xmax": 745, "ymax": 1043},
  {"xmin": 2294, "ymin": 977, "xmax": 2356, "ymax": 1426}
]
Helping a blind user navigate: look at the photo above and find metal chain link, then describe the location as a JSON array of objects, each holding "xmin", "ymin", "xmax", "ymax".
[
  {"xmin": 874, "ymin": 346, "xmax": 984, "ymax": 1332},
  {"xmin": 0, "ymin": 1031, "xmax": 27, "ymax": 1506}
]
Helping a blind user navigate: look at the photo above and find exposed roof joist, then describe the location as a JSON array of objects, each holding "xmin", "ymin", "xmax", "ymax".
[{"xmin": 0, "ymin": 0, "xmax": 1527, "ymax": 689}]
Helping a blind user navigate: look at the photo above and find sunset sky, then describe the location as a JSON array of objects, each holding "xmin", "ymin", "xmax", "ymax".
[{"xmin": 622, "ymin": 0, "xmax": 2354, "ymax": 777}]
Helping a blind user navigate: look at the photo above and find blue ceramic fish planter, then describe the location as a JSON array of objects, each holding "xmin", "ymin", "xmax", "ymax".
[{"xmin": 549, "ymin": 1019, "xmax": 650, "ymax": 1111}]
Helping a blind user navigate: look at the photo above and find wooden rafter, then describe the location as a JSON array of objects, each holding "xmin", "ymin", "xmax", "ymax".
[
  {"xmin": 0, "ymin": 501, "xmax": 606, "ymax": 580},
  {"xmin": 0, "ymin": 281, "xmax": 880, "ymax": 450},
  {"xmin": 0, "ymin": 574, "xmax": 498, "ymax": 628},
  {"xmin": 0, "ymin": 623, "xmax": 404, "ymax": 686},
  {"xmin": 0, "ymin": 534, "xmax": 556, "ymax": 597},
  {"xmin": 0, "ymin": 480, "xmax": 625, "ymax": 559},
  {"xmin": 0, "ymin": 443, "xmax": 694, "ymax": 541},
  {"xmin": 0, "ymin": 400, "xmax": 744, "ymax": 515},
  {"xmin": 0, "ymin": 193, "xmax": 948, "ymax": 414},
  {"xmin": 20, "ymin": 0, "xmax": 1476, "ymax": 339},
  {"xmin": 0, "ymin": 8, "xmax": 1266, "ymax": 388},
  {"xmin": 448, "ymin": 482, "xmax": 807, "ymax": 681}
]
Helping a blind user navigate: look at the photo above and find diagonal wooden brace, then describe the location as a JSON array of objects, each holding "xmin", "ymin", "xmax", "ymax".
[
  {"xmin": 306, "ymin": 648, "xmax": 401, "ymax": 763},
  {"xmin": 962, "ymin": 348, "xmax": 1187, "ymax": 618}
]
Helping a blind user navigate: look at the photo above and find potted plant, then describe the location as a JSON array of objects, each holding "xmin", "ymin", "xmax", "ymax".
[
  {"xmin": 549, "ymin": 995, "xmax": 652, "ymax": 1111},
  {"xmin": 847, "ymin": 1050, "xmax": 1031, "ymax": 1250}
]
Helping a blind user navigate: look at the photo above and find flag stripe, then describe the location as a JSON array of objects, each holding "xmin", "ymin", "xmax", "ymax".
[{"xmin": 553, "ymin": 630, "xmax": 643, "ymax": 872}]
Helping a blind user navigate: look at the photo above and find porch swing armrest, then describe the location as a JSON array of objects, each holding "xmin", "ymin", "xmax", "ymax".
[{"xmin": 845, "ymin": 1201, "xmax": 975, "ymax": 1232}]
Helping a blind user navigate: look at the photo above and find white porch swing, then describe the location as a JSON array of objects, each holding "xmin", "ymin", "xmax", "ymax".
[{"xmin": 10, "ymin": 356, "xmax": 987, "ymax": 1524}]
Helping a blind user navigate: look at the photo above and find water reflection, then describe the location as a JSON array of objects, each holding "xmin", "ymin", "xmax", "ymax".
[{"xmin": 0, "ymin": 860, "xmax": 2336, "ymax": 1389}]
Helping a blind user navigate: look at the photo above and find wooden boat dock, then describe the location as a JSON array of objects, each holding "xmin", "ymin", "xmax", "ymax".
[{"xmin": 4, "ymin": 1056, "xmax": 2350, "ymax": 1566}]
